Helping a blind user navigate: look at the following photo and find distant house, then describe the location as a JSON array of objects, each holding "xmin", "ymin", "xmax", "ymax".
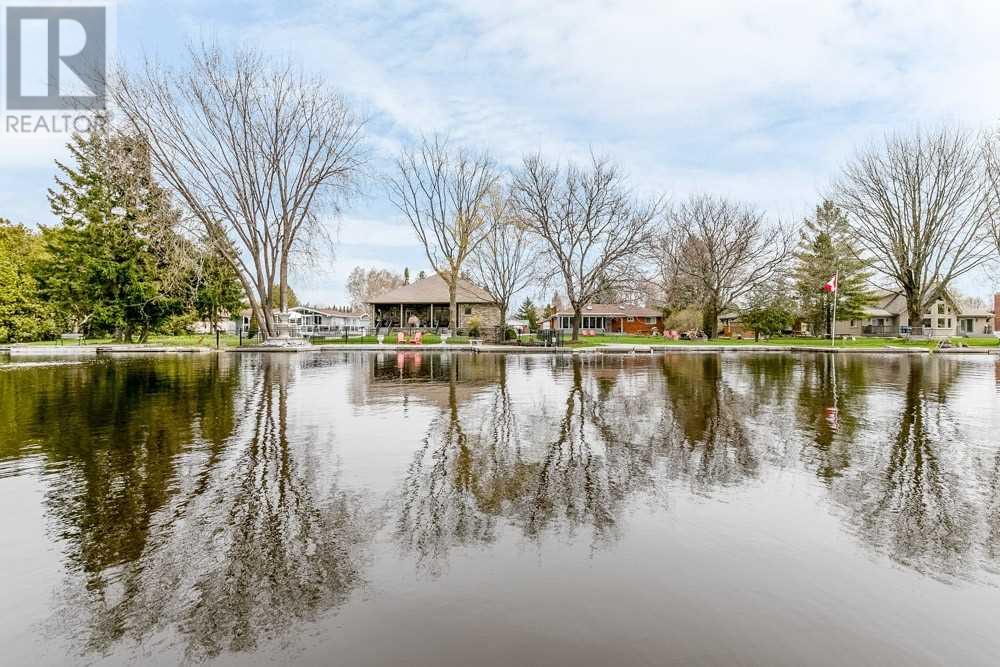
[
  {"xmin": 835, "ymin": 289, "xmax": 995, "ymax": 339},
  {"xmin": 232, "ymin": 306, "xmax": 369, "ymax": 337},
  {"xmin": 289, "ymin": 306, "xmax": 369, "ymax": 336},
  {"xmin": 506, "ymin": 318, "xmax": 531, "ymax": 334},
  {"xmin": 367, "ymin": 274, "xmax": 500, "ymax": 330},
  {"xmin": 543, "ymin": 304, "xmax": 664, "ymax": 334},
  {"xmin": 190, "ymin": 310, "xmax": 239, "ymax": 334}
]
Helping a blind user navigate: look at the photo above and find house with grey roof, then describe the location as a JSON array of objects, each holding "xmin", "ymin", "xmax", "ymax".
[
  {"xmin": 366, "ymin": 274, "xmax": 500, "ymax": 330},
  {"xmin": 835, "ymin": 289, "xmax": 994, "ymax": 338}
]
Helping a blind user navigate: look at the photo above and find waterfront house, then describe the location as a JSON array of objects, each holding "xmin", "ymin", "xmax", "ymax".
[
  {"xmin": 834, "ymin": 289, "xmax": 995, "ymax": 338},
  {"xmin": 367, "ymin": 274, "xmax": 500, "ymax": 329},
  {"xmin": 289, "ymin": 306, "xmax": 369, "ymax": 336},
  {"xmin": 544, "ymin": 304, "xmax": 664, "ymax": 334}
]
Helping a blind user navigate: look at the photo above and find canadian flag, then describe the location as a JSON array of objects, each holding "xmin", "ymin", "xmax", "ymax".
[{"xmin": 822, "ymin": 275, "xmax": 838, "ymax": 293}]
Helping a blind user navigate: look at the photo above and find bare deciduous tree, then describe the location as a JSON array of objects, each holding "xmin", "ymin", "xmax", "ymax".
[
  {"xmin": 837, "ymin": 128, "xmax": 993, "ymax": 328},
  {"xmin": 659, "ymin": 195, "xmax": 790, "ymax": 338},
  {"xmin": 345, "ymin": 266, "xmax": 404, "ymax": 308},
  {"xmin": 513, "ymin": 154, "xmax": 661, "ymax": 342},
  {"xmin": 984, "ymin": 130, "xmax": 1000, "ymax": 258},
  {"xmin": 110, "ymin": 44, "xmax": 365, "ymax": 337},
  {"xmin": 387, "ymin": 135, "xmax": 498, "ymax": 329},
  {"xmin": 470, "ymin": 186, "xmax": 540, "ymax": 330}
]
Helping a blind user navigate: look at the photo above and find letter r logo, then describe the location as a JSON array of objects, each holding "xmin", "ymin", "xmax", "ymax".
[{"xmin": 4, "ymin": 5, "xmax": 106, "ymax": 110}]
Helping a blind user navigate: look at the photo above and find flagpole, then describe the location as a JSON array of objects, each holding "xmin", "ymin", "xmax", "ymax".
[{"xmin": 830, "ymin": 270, "xmax": 839, "ymax": 348}]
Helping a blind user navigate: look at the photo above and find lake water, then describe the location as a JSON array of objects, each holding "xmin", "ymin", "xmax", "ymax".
[{"xmin": 1, "ymin": 351, "xmax": 999, "ymax": 666}]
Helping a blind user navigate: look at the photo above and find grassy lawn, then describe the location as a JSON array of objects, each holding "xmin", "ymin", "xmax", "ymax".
[
  {"xmin": 310, "ymin": 334, "xmax": 472, "ymax": 345},
  {"xmin": 564, "ymin": 335, "xmax": 999, "ymax": 349},
  {"xmin": 10, "ymin": 333, "xmax": 995, "ymax": 351},
  {"xmin": 15, "ymin": 334, "xmax": 242, "ymax": 348}
]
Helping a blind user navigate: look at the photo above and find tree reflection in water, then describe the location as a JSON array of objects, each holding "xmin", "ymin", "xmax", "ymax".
[
  {"xmin": 395, "ymin": 353, "xmax": 766, "ymax": 571},
  {"xmin": 829, "ymin": 357, "xmax": 980, "ymax": 576},
  {"xmin": 4, "ymin": 351, "xmax": 999, "ymax": 662},
  {"xmin": 794, "ymin": 354, "xmax": 870, "ymax": 480},
  {"xmin": 658, "ymin": 354, "xmax": 758, "ymax": 491},
  {"xmin": 396, "ymin": 356, "xmax": 629, "ymax": 571},
  {"xmin": 44, "ymin": 356, "xmax": 375, "ymax": 661}
]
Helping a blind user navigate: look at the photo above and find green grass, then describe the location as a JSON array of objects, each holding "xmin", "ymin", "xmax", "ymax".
[
  {"xmin": 9, "ymin": 333, "xmax": 995, "ymax": 351},
  {"xmin": 15, "ymin": 334, "xmax": 242, "ymax": 348},
  {"xmin": 311, "ymin": 335, "xmax": 381, "ymax": 345},
  {"xmin": 563, "ymin": 334, "xmax": 1000, "ymax": 350}
]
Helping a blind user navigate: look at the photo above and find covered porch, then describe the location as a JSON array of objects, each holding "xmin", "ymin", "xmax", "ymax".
[{"xmin": 372, "ymin": 303, "xmax": 453, "ymax": 329}]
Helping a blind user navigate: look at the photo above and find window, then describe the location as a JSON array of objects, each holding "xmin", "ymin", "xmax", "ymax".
[
  {"xmin": 464, "ymin": 306, "xmax": 472, "ymax": 315},
  {"xmin": 937, "ymin": 303, "xmax": 945, "ymax": 314},
  {"xmin": 937, "ymin": 318, "xmax": 946, "ymax": 329},
  {"xmin": 627, "ymin": 316, "xmax": 635, "ymax": 322},
  {"xmin": 645, "ymin": 317, "xmax": 656, "ymax": 324},
  {"xmin": 850, "ymin": 320, "xmax": 856, "ymax": 327}
]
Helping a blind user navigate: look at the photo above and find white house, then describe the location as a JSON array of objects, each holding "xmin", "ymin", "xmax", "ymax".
[
  {"xmin": 835, "ymin": 289, "xmax": 994, "ymax": 339},
  {"xmin": 289, "ymin": 306, "xmax": 369, "ymax": 336}
]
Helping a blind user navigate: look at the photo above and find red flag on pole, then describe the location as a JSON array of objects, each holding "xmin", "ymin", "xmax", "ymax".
[{"xmin": 822, "ymin": 275, "xmax": 838, "ymax": 293}]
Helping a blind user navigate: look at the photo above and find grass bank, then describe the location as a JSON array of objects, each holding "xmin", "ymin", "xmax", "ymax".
[
  {"xmin": 564, "ymin": 335, "xmax": 1000, "ymax": 350},
  {"xmin": 15, "ymin": 334, "xmax": 242, "ymax": 348}
]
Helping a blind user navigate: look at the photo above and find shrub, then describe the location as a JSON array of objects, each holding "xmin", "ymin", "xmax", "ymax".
[{"xmin": 467, "ymin": 317, "xmax": 481, "ymax": 337}]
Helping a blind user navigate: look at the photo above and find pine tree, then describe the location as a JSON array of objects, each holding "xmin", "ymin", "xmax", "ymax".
[
  {"xmin": 403, "ymin": 267, "xmax": 410, "ymax": 284},
  {"xmin": 515, "ymin": 297, "xmax": 539, "ymax": 331},
  {"xmin": 193, "ymin": 251, "xmax": 244, "ymax": 332},
  {"xmin": 41, "ymin": 118, "xmax": 189, "ymax": 341},
  {"xmin": 793, "ymin": 201, "xmax": 873, "ymax": 336}
]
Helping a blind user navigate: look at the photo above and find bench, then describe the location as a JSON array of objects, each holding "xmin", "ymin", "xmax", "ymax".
[{"xmin": 60, "ymin": 333, "xmax": 84, "ymax": 346}]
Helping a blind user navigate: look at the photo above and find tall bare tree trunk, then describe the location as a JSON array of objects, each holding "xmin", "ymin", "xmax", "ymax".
[
  {"xmin": 448, "ymin": 280, "xmax": 458, "ymax": 330},
  {"xmin": 572, "ymin": 305, "xmax": 582, "ymax": 342},
  {"xmin": 279, "ymin": 256, "xmax": 289, "ymax": 313}
]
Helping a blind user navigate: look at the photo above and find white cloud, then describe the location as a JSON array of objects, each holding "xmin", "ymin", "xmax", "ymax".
[{"xmin": 335, "ymin": 216, "xmax": 420, "ymax": 248}]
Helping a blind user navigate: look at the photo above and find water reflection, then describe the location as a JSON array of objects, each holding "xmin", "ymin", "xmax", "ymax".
[
  {"xmin": 2, "ymin": 351, "xmax": 1000, "ymax": 662},
  {"xmin": 659, "ymin": 354, "xmax": 758, "ymax": 489},
  {"xmin": 828, "ymin": 358, "xmax": 980, "ymax": 576},
  {"xmin": 1, "ymin": 356, "xmax": 374, "ymax": 660}
]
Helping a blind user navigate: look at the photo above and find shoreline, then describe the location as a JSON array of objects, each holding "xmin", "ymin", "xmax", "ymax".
[{"xmin": 5, "ymin": 343, "xmax": 997, "ymax": 357}]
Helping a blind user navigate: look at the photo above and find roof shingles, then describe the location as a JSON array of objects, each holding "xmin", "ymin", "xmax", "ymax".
[{"xmin": 367, "ymin": 275, "xmax": 496, "ymax": 305}]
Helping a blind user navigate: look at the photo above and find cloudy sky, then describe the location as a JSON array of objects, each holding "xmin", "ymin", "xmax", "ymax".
[{"xmin": 3, "ymin": 0, "xmax": 1000, "ymax": 305}]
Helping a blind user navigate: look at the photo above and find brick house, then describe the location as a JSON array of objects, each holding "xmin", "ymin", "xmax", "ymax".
[{"xmin": 544, "ymin": 304, "xmax": 664, "ymax": 334}]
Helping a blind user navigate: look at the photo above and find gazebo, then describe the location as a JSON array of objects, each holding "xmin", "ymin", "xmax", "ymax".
[{"xmin": 367, "ymin": 275, "xmax": 499, "ymax": 330}]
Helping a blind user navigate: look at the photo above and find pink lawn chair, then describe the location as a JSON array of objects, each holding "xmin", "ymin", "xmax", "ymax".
[
  {"xmin": 396, "ymin": 331, "xmax": 406, "ymax": 344},
  {"xmin": 412, "ymin": 331, "xmax": 423, "ymax": 345}
]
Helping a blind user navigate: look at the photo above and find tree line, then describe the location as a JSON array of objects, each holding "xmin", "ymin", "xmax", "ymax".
[{"xmin": 3, "ymin": 43, "xmax": 1000, "ymax": 344}]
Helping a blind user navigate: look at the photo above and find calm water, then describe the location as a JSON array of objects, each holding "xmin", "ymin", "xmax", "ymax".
[{"xmin": 2, "ymin": 351, "xmax": 1000, "ymax": 666}]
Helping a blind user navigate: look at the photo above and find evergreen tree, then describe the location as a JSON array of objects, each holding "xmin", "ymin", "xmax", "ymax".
[
  {"xmin": 417, "ymin": 270, "xmax": 426, "ymax": 280},
  {"xmin": 193, "ymin": 251, "xmax": 245, "ymax": 332},
  {"xmin": 41, "ymin": 120, "xmax": 189, "ymax": 341},
  {"xmin": 515, "ymin": 297, "xmax": 539, "ymax": 331},
  {"xmin": 792, "ymin": 201, "xmax": 873, "ymax": 336},
  {"xmin": 740, "ymin": 284, "xmax": 796, "ymax": 341},
  {"xmin": 403, "ymin": 266, "xmax": 410, "ymax": 284},
  {"xmin": 0, "ymin": 220, "xmax": 58, "ymax": 342}
]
